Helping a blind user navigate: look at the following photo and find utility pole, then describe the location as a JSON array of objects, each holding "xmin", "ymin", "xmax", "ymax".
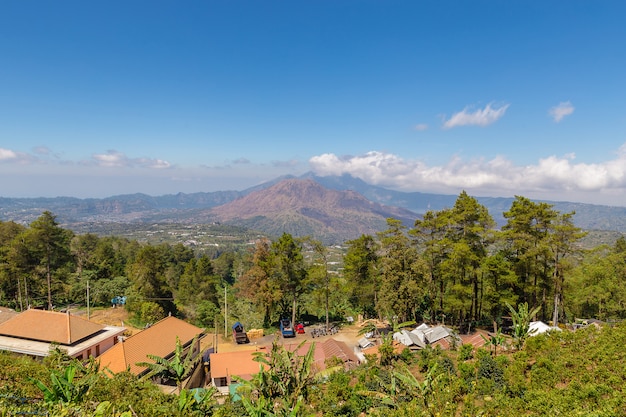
[
  {"xmin": 224, "ymin": 285, "xmax": 228, "ymax": 339},
  {"xmin": 87, "ymin": 276, "xmax": 90, "ymax": 320}
]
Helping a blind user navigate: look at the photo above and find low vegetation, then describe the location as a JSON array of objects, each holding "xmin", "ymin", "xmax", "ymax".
[{"xmin": 2, "ymin": 322, "xmax": 626, "ymax": 415}]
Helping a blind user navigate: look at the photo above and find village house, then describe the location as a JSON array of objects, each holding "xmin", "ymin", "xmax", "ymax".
[
  {"xmin": 97, "ymin": 315, "xmax": 205, "ymax": 379},
  {"xmin": 209, "ymin": 337, "xmax": 361, "ymax": 397},
  {"xmin": 0, "ymin": 308, "xmax": 125, "ymax": 360}
]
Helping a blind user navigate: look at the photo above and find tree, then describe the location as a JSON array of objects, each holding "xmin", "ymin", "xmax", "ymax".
[
  {"xmin": 27, "ymin": 211, "xmax": 73, "ymax": 310},
  {"xmin": 71, "ymin": 233, "xmax": 99, "ymax": 318},
  {"xmin": 272, "ymin": 233, "xmax": 308, "ymax": 328},
  {"xmin": 236, "ymin": 238, "xmax": 282, "ymax": 327},
  {"xmin": 301, "ymin": 237, "xmax": 332, "ymax": 329},
  {"xmin": 126, "ymin": 244, "xmax": 174, "ymax": 314},
  {"xmin": 502, "ymin": 196, "xmax": 555, "ymax": 317},
  {"xmin": 548, "ymin": 211, "xmax": 586, "ymax": 325},
  {"xmin": 411, "ymin": 209, "xmax": 453, "ymax": 320},
  {"xmin": 176, "ymin": 255, "xmax": 221, "ymax": 323},
  {"xmin": 343, "ymin": 234, "xmax": 380, "ymax": 319},
  {"xmin": 377, "ymin": 218, "xmax": 423, "ymax": 324},
  {"xmin": 444, "ymin": 192, "xmax": 495, "ymax": 328}
]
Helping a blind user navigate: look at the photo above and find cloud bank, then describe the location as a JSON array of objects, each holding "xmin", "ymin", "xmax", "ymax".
[
  {"xmin": 309, "ymin": 147, "xmax": 626, "ymax": 204},
  {"xmin": 443, "ymin": 103, "xmax": 509, "ymax": 129}
]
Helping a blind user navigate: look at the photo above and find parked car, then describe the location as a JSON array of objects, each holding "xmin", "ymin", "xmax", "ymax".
[{"xmin": 280, "ymin": 318, "xmax": 295, "ymax": 338}]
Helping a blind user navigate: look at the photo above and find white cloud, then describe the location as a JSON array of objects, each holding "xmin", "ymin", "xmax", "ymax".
[
  {"xmin": 443, "ymin": 103, "xmax": 509, "ymax": 129},
  {"xmin": 92, "ymin": 150, "xmax": 171, "ymax": 169},
  {"xmin": 414, "ymin": 123, "xmax": 429, "ymax": 131},
  {"xmin": 0, "ymin": 148, "xmax": 18, "ymax": 161},
  {"xmin": 309, "ymin": 147, "xmax": 626, "ymax": 203},
  {"xmin": 549, "ymin": 101, "xmax": 574, "ymax": 122},
  {"xmin": 0, "ymin": 147, "xmax": 37, "ymax": 164}
]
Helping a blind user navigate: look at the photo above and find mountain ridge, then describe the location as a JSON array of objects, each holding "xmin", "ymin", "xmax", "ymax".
[{"xmin": 2, "ymin": 174, "xmax": 626, "ymax": 244}]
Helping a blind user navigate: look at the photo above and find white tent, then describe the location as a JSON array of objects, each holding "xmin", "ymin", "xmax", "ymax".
[{"xmin": 528, "ymin": 321, "xmax": 561, "ymax": 336}]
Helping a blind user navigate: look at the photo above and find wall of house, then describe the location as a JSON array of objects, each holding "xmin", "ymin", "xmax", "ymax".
[{"xmin": 74, "ymin": 336, "xmax": 119, "ymax": 360}]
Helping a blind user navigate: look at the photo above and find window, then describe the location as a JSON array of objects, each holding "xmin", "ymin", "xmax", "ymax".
[{"xmin": 214, "ymin": 377, "xmax": 228, "ymax": 387}]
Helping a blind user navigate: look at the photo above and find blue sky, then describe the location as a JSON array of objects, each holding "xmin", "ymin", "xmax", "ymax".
[{"xmin": 2, "ymin": 1, "xmax": 626, "ymax": 206}]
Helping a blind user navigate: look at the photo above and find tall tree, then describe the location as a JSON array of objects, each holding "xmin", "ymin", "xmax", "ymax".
[
  {"xmin": 548, "ymin": 211, "xmax": 586, "ymax": 325},
  {"xmin": 28, "ymin": 211, "xmax": 72, "ymax": 310},
  {"xmin": 0, "ymin": 221, "xmax": 26, "ymax": 307},
  {"xmin": 502, "ymin": 196, "xmax": 555, "ymax": 316},
  {"xmin": 176, "ymin": 255, "xmax": 221, "ymax": 323},
  {"xmin": 377, "ymin": 218, "xmax": 423, "ymax": 324},
  {"xmin": 126, "ymin": 245, "xmax": 175, "ymax": 314},
  {"xmin": 236, "ymin": 238, "xmax": 282, "ymax": 327},
  {"xmin": 343, "ymin": 234, "xmax": 380, "ymax": 319},
  {"xmin": 272, "ymin": 233, "xmax": 308, "ymax": 327},
  {"xmin": 301, "ymin": 237, "xmax": 332, "ymax": 329},
  {"xmin": 449, "ymin": 191, "xmax": 495, "ymax": 321}
]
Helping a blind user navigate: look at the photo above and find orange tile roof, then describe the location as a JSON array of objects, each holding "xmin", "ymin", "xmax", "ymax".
[
  {"xmin": 98, "ymin": 316, "xmax": 204, "ymax": 376},
  {"xmin": 0, "ymin": 309, "xmax": 104, "ymax": 345},
  {"xmin": 209, "ymin": 349, "xmax": 268, "ymax": 381}
]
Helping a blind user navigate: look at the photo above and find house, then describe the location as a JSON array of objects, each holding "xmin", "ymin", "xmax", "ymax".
[
  {"xmin": 97, "ymin": 315, "xmax": 205, "ymax": 377},
  {"xmin": 393, "ymin": 329, "xmax": 426, "ymax": 350},
  {"xmin": 284, "ymin": 338, "xmax": 360, "ymax": 371},
  {"xmin": 209, "ymin": 349, "xmax": 267, "ymax": 395},
  {"xmin": 459, "ymin": 329, "xmax": 491, "ymax": 349},
  {"xmin": 210, "ymin": 338, "xmax": 360, "ymax": 396},
  {"xmin": 360, "ymin": 340, "xmax": 406, "ymax": 360},
  {"xmin": 0, "ymin": 309, "xmax": 125, "ymax": 359}
]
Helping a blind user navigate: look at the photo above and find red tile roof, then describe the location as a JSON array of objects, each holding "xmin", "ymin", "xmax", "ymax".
[
  {"xmin": 98, "ymin": 316, "xmax": 204, "ymax": 376},
  {"xmin": 0, "ymin": 309, "xmax": 104, "ymax": 345}
]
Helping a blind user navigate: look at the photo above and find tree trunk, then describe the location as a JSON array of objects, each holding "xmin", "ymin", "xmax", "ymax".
[{"xmin": 292, "ymin": 294, "xmax": 297, "ymax": 329}]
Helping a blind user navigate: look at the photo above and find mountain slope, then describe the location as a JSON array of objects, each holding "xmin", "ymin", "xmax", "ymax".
[{"xmin": 209, "ymin": 178, "xmax": 419, "ymax": 243}]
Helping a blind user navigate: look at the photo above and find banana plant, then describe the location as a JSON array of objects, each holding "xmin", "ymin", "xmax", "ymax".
[
  {"xmin": 30, "ymin": 363, "xmax": 93, "ymax": 404},
  {"xmin": 137, "ymin": 335, "xmax": 200, "ymax": 393}
]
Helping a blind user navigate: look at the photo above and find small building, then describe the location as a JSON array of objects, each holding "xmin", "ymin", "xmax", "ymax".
[
  {"xmin": 284, "ymin": 338, "xmax": 360, "ymax": 371},
  {"xmin": 0, "ymin": 309, "xmax": 125, "ymax": 359},
  {"xmin": 98, "ymin": 315, "xmax": 205, "ymax": 379},
  {"xmin": 209, "ymin": 349, "xmax": 267, "ymax": 395}
]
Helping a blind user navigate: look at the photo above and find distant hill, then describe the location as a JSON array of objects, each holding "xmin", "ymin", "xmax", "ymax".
[
  {"xmin": 1, "ymin": 173, "xmax": 625, "ymax": 245},
  {"xmin": 208, "ymin": 178, "xmax": 419, "ymax": 243}
]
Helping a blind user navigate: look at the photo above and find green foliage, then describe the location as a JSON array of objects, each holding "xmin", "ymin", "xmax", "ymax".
[
  {"xmin": 458, "ymin": 343, "xmax": 474, "ymax": 361},
  {"xmin": 137, "ymin": 335, "xmax": 201, "ymax": 393},
  {"xmin": 30, "ymin": 361, "xmax": 96, "ymax": 404},
  {"xmin": 507, "ymin": 301, "xmax": 541, "ymax": 350},
  {"xmin": 235, "ymin": 339, "xmax": 317, "ymax": 416},
  {"xmin": 139, "ymin": 301, "xmax": 166, "ymax": 324}
]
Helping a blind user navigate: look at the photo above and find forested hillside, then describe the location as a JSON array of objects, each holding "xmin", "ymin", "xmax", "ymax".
[{"xmin": 1, "ymin": 191, "xmax": 626, "ymax": 415}]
